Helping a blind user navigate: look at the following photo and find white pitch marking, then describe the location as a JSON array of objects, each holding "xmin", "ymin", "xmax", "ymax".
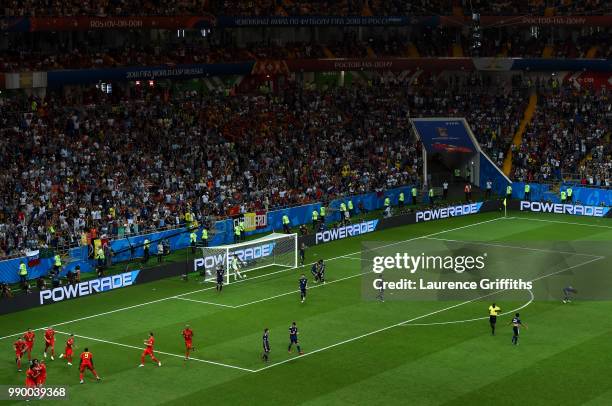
[
  {"xmin": 254, "ymin": 256, "xmax": 602, "ymax": 372},
  {"xmin": 0, "ymin": 217, "xmax": 504, "ymax": 341},
  {"xmin": 507, "ymin": 216, "xmax": 612, "ymax": 230},
  {"xmin": 424, "ymin": 237, "xmax": 603, "ymax": 258},
  {"xmin": 51, "ymin": 329, "xmax": 255, "ymax": 373},
  {"xmin": 404, "ymin": 289, "xmax": 535, "ymax": 326}
]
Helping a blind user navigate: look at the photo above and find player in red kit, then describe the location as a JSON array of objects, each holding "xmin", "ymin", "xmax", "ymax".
[
  {"xmin": 59, "ymin": 334, "xmax": 75, "ymax": 365},
  {"xmin": 182, "ymin": 325, "xmax": 194, "ymax": 360},
  {"xmin": 79, "ymin": 348, "xmax": 101, "ymax": 384},
  {"xmin": 23, "ymin": 329, "xmax": 35, "ymax": 361},
  {"xmin": 139, "ymin": 332, "xmax": 161, "ymax": 367},
  {"xmin": 43, "ymin": 327, "xmax": 55, "ymax": 360},
  {"xmin": 25, "ymin": 360, "xmax": 40, "ymax": 388},
  {"xmin": 35, "ymin": 360, "xmax": 47, "ymax": 386},
  {"xmin": 14, "ymin": 337, "xmax": 27, "ymax": 371}
]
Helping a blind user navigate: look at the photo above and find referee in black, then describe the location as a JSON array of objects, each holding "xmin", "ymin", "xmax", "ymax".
[{"xmin": 262, "ymin": 328, "xmax": 270, "ymax": 362}]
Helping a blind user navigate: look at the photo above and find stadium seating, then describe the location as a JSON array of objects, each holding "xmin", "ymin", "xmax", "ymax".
[
  {"xmin": 511, "ymin": 81, "xmax": 611, "ymax": 186},
  {"xmin": 2, "ymin": 0, "xmax": 609, "ymax": 16}
]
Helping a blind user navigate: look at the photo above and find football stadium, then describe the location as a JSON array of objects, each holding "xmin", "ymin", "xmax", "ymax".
[{"xmin": 1, "ymin": 1, "xmax": 611, "ymax": 405}]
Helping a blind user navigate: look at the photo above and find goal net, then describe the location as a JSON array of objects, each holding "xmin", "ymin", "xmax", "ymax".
[{"xmin": 199, "ymin": 233, "xmax": 298, "ymax": 284}]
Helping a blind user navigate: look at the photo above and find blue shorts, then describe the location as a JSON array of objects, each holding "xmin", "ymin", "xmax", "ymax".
[{"xmin": 290, "ymin": 335, "xmax": 298, "ymax": 344}]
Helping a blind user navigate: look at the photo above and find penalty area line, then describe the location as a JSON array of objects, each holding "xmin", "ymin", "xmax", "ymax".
[
  {"xmin": 403, "ymin": 289, "xmax": 535, "ymax": 327},
  {"xmin": 0, "ymin": 216, "xmax": 503, "ymax": 342},
  {"xmin": 254, "ymin": 255, "xmax": 602, "ymax": 373},
  {"xmin": 51, "ymin": 329, "xmax": 255, "ymax": 373}
]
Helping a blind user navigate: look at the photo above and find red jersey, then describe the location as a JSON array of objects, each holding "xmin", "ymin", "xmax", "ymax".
[
  {"xmin": 23, "ymin": 331, "xmax": 35, "ymax": 344},
  {"xmin": 182, "ymin": 329, "xmax": 193, "ymax": 341},
  {"xmin": 45, "ymin": 329, "xmax": 55, "ymax": 343},
  {"xmin": 14, "ymin": 340, "xmax": 27, "ymax": 355},
  {"xmin": 145, "ymin": 337, "xmax": 154, "ymax": 349},
  {"xmin": 66, "ymin": 337, "xmax": 74, "ymax": 349},
  {"xmin": 25, "ymin": 368, "xmax": 39, "ymax": 387},
  {"xmin": 36, "ymin": 363, "xmax": 47, "ymax": 385},
  {"xmin": 80, "ymin": 351, "xmax": 93, "ymax": 365}
]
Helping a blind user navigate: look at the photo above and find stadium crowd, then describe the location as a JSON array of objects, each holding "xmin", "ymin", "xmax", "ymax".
[
  {"xmin": 0, "ymin": 73, "xmax": 609, "ymax": 259},
  {"xmin": 511, "ymin": 81, "xmax": 611, "ymax": 186},
  {"xmin": 2, "ymin": 0, "xmax": 609, "ymax": 17},
  {"xmin": 0, "ymin": 83, "xmax": 423, "ymax": 258},
  {"xmin": 3, "ymin": 27, "xmax": 611, "ymax": 73}
]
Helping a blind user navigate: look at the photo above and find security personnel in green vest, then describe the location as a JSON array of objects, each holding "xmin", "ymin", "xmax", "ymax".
[
  {"xmin": 320, "ymin": 206, "xmax": 326, "ymax": 224},
  {"xmin": 312, "ymin": 209, "xmax": 319, "ymax": 230},
  {"xmin": 384, "ymin": 197, "xmax": 390, "ymax": 208},
  {"xmin": 96, "ymin": 246, "xmax": 105, "ymax": 268},
  {"xmin": 190, "ymin": 230, "xmax": 198, "ymax": 254},
  {"xmin": 201, "ymin": 227, "xmax": 209, "ymax": 247},
  {"xmin": 524, "ymin": 183, "xmax": 531, "ymax": 201},
  {"xmin": 506, "ymin": 184, "xmax": 512, "ymax": 201},
  {"xmin": 560, "ymin": 190, "xmax": 567, "ymax": 203},
  {"xmin": 234, "ymin": 223, "xmax": 241, "ymax": 243},
  {"xmin": 411, "ymin": 187, "xmax": 418, "ymax": 205},
  {"xmin": 239, "ymin": 220, "xmax": 246, "ymax": 241},
  {"xmin": 340, "ymin": 202, "xmax": 347, "ymax": 220},
  {"xmin": 53, "ymin": 254, "xmax": 62, "ymax": 273},
  {"xmin": 398, "ymin": 192, "xmax": 405, "ymax": 208},
  {"xmin": 429, "ymin": 187, "xmax": 435, "ymax": 204},
  {"xmin": 282, "ymin": 214, "xmax": 291, "ymax": 234},
  {"xmin": 143, "ymin": 239, "xmax": 150, "ymax": 263},
  {"xmin": 18, "ymin": 261, "xmax": 28, "ymax": 287},
  {"xmin": 347, "ymin": 200, "xmax": 354, "ymax": 216},
  {"xmin": 566, "ymin": 187, "xmax": 573, "ymax": 202}
]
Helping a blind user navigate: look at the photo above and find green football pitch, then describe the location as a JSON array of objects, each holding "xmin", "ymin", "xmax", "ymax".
[{"xmin": 1, "ymin": 211, "xmax": 611, "ymax": 405}]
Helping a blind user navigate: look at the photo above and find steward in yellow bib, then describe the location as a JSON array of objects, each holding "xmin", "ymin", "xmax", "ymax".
[
  {"xmin": 234, "ymin": 223, "xmax": 241, "ymax": 243},
  {"xmin": 201, "ymin": 228, "xmax": 209, "ymax": 247},
  {"xmin": 18, "ymin": 261, "xmax": 28, "ymax": 286},
  {"xmin": 190, "ymin": 231, "xmax": 197, "ymax": 253}
]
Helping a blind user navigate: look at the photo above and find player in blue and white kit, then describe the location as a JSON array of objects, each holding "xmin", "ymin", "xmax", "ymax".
[
  {"xmin": 262, "ymin": 328, "xmax": 270, "ymax": 362},
  {"xmin": 215, "ymin": 264, "xmax": 224, "ymax": 292},
  {"xmin": 562, "ymin": 285, "xmax": 577, "ymax": 303},
  {"xmin": 311, "ymin": 262, "xmax": 319, "ymax": 282},
  {"xmin": 509, "ymin": 313, "xmax": 527, "ymax": 345},
  {"xmin": 288, "ymin": 322, "xmax": 303, "ymax": 355},
  {"xmin": 317, "ymin": 259, "xmax": 326, "ymax": 283},
  {"xmin": 299, "ymin": 274, "xmax": 308, "ymax": 303}
]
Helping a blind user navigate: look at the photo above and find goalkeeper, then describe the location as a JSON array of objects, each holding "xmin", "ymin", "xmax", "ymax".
[
  {"xmin": 562, "ymin": 285, "xmax": 577, "ymax": 303},
  {"xmin": 231, "ymin": 256, "xmax": 246, "ymax": 281}
]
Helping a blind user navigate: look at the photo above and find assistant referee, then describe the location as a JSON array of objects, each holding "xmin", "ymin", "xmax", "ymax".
[{"xmin": 488, "ymin": 303, "xmax": 501, "ymax": 336}]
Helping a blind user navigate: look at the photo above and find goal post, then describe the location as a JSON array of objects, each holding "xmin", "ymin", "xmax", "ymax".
[{"xmin": 199, "ymin": 233, "xmax": 298, "ymax": 284}]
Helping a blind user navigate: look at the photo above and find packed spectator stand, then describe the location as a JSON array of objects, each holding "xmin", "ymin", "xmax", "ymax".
[
  {"xmin": 2, "ymin": 26, "xmax": 612, "ymax": 73},
  {"xmin": 2, "ymin": 0, "xmax": 610, "ymax": 16}
]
